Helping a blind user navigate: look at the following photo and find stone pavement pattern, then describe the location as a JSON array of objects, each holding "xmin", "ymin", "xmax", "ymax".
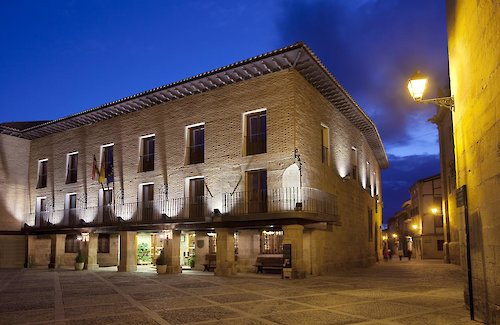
[{"xmin": 0, "ymin": 260, "xmax": 478, "ymax": 325}]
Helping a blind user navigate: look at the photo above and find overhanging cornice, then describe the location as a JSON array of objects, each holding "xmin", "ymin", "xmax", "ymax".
[{"xmin": 2, "ymin": 42, "xmax": 388, "ymax": 168}]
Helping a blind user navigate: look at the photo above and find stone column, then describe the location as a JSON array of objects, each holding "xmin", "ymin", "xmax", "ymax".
[
  {"xmin": 118, "ymin": 231, "xmax": 137, "ymax": 272},
  {"xmin": 283, "ymin": 224, "xmax": 305, "ymax": 279},
  {"xmin": 48, "ymin": 234, "xmax": 65, "ymax": 269},
  {"xmin": 165, "ymin": 230, "xmax": 181, "ymax": 274},
  {"xmin": 215, "ymin": 228, "xmax": 236, "ymax": 276},
  {"xmin": 25, "ymin": 235, "xmax": 36, "ymax": 268},
  {"xmin": 85, "ymin": 233, "xmax": 99, "ymax": 270}
]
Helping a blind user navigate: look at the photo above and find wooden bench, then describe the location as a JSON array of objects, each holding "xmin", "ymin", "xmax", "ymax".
[
  {"xmin": 254, "ymin": 254, "xmax": 284, "ymax": 273},
  {"xmin": 203, "ymin": 254, "xmax": 216, "ymax": 272}
]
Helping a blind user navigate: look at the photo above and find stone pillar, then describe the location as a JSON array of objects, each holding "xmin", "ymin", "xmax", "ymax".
[
  {"xmin": 165, "ymin": 230, "xmax": 181, "ymax": 274},
  {"xmin": 25, "ymin": 235, "xmax": 36, "ymax": 268},
  {"xmin": 215, "ymin": 228, "xmax": 236, "ymax": 276},
  {"xmin": 48, "ymin": 234, "xmax": 65, "ymax": 269},
  {"xmin": 118, "ymin": 231, "xmax": 137, "ymax": 272},
  {"xmin": 85, "ymin": 233, "xmax": 99, "ymax": 270},
  {"xmin": 283, "ymin": 224, "xmax": 305, "ymax": 279}
]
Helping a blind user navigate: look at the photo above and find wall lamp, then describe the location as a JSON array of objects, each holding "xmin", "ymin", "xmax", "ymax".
[{"xmin": 408, "ymin": 71, "xmax": 454, "ymax": 111}]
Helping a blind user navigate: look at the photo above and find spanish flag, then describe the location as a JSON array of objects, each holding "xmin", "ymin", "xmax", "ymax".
[{"xmin": 98, "ymin": 157, "xmax": 106, "ymax": 184}]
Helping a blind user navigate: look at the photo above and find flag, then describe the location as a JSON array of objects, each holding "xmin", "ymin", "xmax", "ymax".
[
  {"xmin": 92, "ymin": 155, "xmax": 99, "ymax": 180},
  {"xmin": 98, "ymin": 157, "xmax": 105, "ymax": 184},
  {"xmin": 106, "ymin": 162, "xmax": 114, "ymax": 185}
]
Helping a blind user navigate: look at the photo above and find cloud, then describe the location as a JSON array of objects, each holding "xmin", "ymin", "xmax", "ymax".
[
  {"xmin": 381, "ymin": 154, "xmax": 440, "ymax": 222},
  {"xmin": 276, "ymin": 0, "xmax": 449, "ymax": 151}
]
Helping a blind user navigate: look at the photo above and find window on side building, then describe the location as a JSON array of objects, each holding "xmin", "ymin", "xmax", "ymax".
[
  {"xmin": 37, "ymin": 159, "xmax": 48, "ymax": 188},
  {"xmin": 321, "ymin": 125, "xmax": 329, "ymax": 165},
  {"xmin": 66, "ymin": 152, "xmax": 78, "ymax": 184},
  {"xmin": 65, "ymin": 234, "xmax": 79, "ymax": 253},
  {"xmin": 245, "ymin": 110, "xmax": 266, "ymax": 156},
  {"xmin": 187, "ymin": 124, "xmax": 204, "ymax": 164},
  {"xmin": 139, "ymin": 135, "xmax": 155, "ymax": 172},
  {"xmin": 351, "ymin": 147, "xmax": 358, "ymax": 180}
]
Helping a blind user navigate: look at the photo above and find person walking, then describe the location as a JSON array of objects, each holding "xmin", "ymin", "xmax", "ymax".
[{"xmin": 407, "ymin": 238, "xmax": 413, "ymax": 261}]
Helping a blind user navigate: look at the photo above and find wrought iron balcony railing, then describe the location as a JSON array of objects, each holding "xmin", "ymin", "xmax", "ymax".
[
  {"xmin": 25, "ymin": 196, "xmax": 211, "ymax": 229},
  {"xmin": 223, "ymin": 187, "xmax": 339, "ymax": 222}
]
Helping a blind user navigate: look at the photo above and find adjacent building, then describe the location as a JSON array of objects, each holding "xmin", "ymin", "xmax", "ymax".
[
  {"xmin": 446, "ymin": 1, "xmax": 500, "ymax": 322},
  {"xmin": 0, "ymin": 43, "xmax": 388, "ymax": 278},
  {"xmin": 408, "ymin": 174, "xmax": 444, "ymax": 260}
]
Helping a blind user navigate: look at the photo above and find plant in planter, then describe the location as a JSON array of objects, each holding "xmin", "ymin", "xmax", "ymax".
[
  {"xmin": 75, "ymin": 253, "xmax": 85, "ymax": 271},
  {"xmin": 188, "ymin": 254, "xmax": 196, "ymax": 268},
  {"xmin": 137, "ymin": 243, "xmax": 151, "ymax": 265},
  {"xmin": 156, "ymin": 249, "xmax": 168, "ymax": 274}
]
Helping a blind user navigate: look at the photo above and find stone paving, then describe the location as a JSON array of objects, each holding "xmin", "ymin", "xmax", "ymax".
[{"xmin": 0, "ymin": 259, "xmax": 478, "ymax": 324}]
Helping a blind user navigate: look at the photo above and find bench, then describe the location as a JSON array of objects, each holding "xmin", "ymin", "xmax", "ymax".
[
  {"xmin": 254, "ymin": 254, "xmax": 284, "ymax": 273},
  {"xmin": 203, "ymin": 254, "xmax": 216, "ymax": 272}
]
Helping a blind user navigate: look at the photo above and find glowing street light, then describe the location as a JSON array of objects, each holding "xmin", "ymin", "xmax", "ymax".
[
  {"xmin": 407, "ymin": 71, "xmax": 454, "ymax": 111},
  {"xmin": 392, "ymin": 233, "xmax": 398, "ymax": 239},
  {"xmin": 412, "ymin": 224, "xmax": 418, "ymax": 230},
  {"xmin": 431, "ymin": 207, "xmax": 441, "ymax": 215}
]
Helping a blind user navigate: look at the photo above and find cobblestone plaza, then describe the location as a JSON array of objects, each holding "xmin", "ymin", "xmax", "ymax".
[{"xmin": 0, "ymin": 260, "xmax": 474, "ymax": 325}]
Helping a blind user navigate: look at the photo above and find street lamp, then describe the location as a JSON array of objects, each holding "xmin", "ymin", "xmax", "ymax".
[
  {"xmin": 431, "ymin": 207, "xmax": 440, "ymax": 215},
  {"xmin": 407, "ymin": 71, "xmax": 454, "ymax": 111}
]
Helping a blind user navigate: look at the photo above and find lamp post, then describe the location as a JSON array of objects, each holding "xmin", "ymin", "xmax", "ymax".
[{"xmin": 407, "ymin": 71, "xmax": 455, "ymax": 111}]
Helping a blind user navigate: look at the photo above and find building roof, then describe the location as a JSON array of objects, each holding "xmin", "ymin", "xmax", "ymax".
[{"xmin": 0, "ymin": 42, "xmax": 388, "ymax": 168}]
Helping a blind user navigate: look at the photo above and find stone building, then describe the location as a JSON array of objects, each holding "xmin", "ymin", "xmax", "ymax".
[
  {"xmin": 408, "ymin": 174, "xmax": 444, "ymax": 260},
  {"xmin": 430, "ymin": 106, "xmax": 460, "ymax": 265},
  {"xmin": 0, "ymin": 43, "xmax": 388, "ymax": 277},
  {"xmin": 446, "ymin": 1, "xmax": 499, "ymax": 322}
]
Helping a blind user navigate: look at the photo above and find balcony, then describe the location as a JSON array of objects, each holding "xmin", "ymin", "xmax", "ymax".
[
  {"xmin": 24, "ymin": 196, "xmax": 211, "ymax": 230},
  {"xmin": 223, "ymin": 187, "xmax": 339, "ymax": 223}
]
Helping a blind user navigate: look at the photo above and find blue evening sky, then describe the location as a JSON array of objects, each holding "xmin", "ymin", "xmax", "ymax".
[{"xmin": 0, "ymin": 0, "xmax": 448, "ymax": 221}]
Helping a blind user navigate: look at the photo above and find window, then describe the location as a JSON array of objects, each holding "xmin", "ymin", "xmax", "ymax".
[
  {"xmin": 351, "ymin": 148, "xmax": 358, "ymax": 180},
  {"xmin": 245, "ymin": 110, "xmax": 266, "ymax": 155},
  {"xmin": 188, "ymin": 178, "xmax": 205, "ymax": 218},
  {"xmin": 368, "ymin": 208, "xmax": 373, "ymax": 242},
  {"xmin": 187, "ymin": 124, "xmax": 204, "ymax": 164},
  {"xmin": 100, "ymin": 189, "xmax": 113, "ymax": 224},
  {"xmin": 141, "ymin": 183, "xmax": 154, "ymax": 221},
  {"xmin": 437, "ymin": 239, "xmax": 444, "ymax": 251},
  {"xmin": 366, "ymin": 161, "xmax": 371, "ymax": 190},
  {"xmin": 140, "ymin": 136, "xmax": 155, "ymax": 172},
  {"xmin": 66, "ymin": 152, "xmax": 78, "ymax": 184},
  {"xmin": 321, "ymin": 125, "xmax": 329, "ymax": 164},
  {"xmin": 260, "ymin": 230, "xmax": 283, "ymax": 254},
  {"xmin": 37, "ymin": 159, "xmax": 48, "ymax": 188},
  {"xmin": 65, "ymin": 234, "xmax": 79, "ymax": 253},
  {"xmin": 66, "ymin": 194, "xmax": 77, "ymax": 226},
  {"xmin": 100, "ymin": 144, "xmax": 114, "ymax": 184},
  {"xmin": 98, "ymin": 234, "xmax": 110, "ymax": 253},
  {"xmin": 247, "ymin": 169, "xmax": 267, "ymax": 213}
]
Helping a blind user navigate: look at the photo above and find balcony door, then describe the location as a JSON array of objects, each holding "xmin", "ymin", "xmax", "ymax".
[
  {"xmin": 142, "ymin": 184, "xmax": 154, "ymax": 221},
  {"xmin": 189, "ymin": 178, "xmax": 204, "ymax": 219},
  {"xmin": 247, "ymin": 170, "xmax": 267, "ymax": 213},
  {"xmin": 102, "ymin": 189, "xmax": 113, "ymax": 224},
  {"xmin": 67, "ymin": 194, "xmax": 77, "ymax": 226}
]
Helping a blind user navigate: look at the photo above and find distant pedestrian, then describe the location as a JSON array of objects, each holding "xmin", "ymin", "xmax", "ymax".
[
  {"xmin": 407, "ymin": 239, "xmax": 413, "ymax": 261},
  {"xmin": 383, "ymin": 242, "xmax": 389, "ymax": 261},
  {"xmin": 396, "ymin": 241, "xmax": 403, "ymax": 260}
]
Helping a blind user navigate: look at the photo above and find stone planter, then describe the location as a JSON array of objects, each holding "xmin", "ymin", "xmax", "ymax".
[
  {"xmin": 156, "ymin": 264, "xmax": 167, "ymax": 274},
  {"xmin": 75, "ymin": 262, "xmax": 84, "ymax": 271}
]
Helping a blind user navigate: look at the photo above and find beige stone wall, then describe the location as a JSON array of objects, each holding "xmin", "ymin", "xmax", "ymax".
[
  {"xmin": 0, "ymin": 235, "xmax": 25, "ymax": 268},
  {"xmin": 292, "ymin": 72, "xmax": 382, "ymax": 271},
  {"xmin": 0, "ymin": 134, "xmax": 31, "ymax": 231},
  {"xmin": 446, "ymin": 1, "xmax": 500, "ymax": 323}
]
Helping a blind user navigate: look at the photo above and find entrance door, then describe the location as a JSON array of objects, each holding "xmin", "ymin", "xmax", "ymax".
[
  {"xmin": 189, "ymin": 178, "xmax": 204, "ymax": 219},
  {"xmin": 142, "ymin": 184, "xmax": 154, "ymax": 221},
  {"xmin": 247, "ymin": 170, "xmax": 267, "ymax": 213}
]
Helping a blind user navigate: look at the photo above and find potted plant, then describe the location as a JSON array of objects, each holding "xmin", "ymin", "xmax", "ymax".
[
  {"xmin": 156, "ymin": 249, "xmax": 167, "ymax": 274},
  {"xmin": 75, "ymin": 253, "xmax": 85, "ymax": 271},
  {"xmin": 188, "ymin": 254, "xmax": 196, "ymax": 268}
]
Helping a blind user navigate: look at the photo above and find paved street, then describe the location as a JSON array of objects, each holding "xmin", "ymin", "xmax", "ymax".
[{"xmin": 0, "ymin": 260, "xmax": 477, "ymax": 325}]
